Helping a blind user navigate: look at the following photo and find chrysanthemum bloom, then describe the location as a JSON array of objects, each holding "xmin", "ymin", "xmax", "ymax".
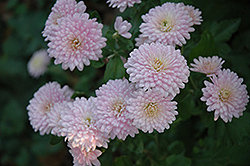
[
  {"xmin": 190, "ymin": 56, "xmax": 225, "ymax": 76},
  {"xmin": 107, "ymin": 0, "xmax": 141, "ymax": 12},
  {"xmin": 136, "ymin": 2, "xmax": 197, "ymax": 47},
  {"xmin": 60, "ymin": 97, "xmax": 109, "ymax": 152},
  {"xmin": 47, "ymin": 101, "xmax": 71, "ymax": 136},
  {"xmin": 201, "ymin": 69, "xmax": 249, "ymax": 123},
  {"xmin": 68, "ymin": 141, "xmax": 102, "ymax": 166},
  {"xmin": 127, "ymin": 88, "xmax": 178, "ymax": 133},
  {"xmin": 27, "ymin": 82, "xmax": 73, "ymax": 135},
  {"xmin": 113, "ymin": 16, "xmax": 132, "ymax": 39},
  {"xmin": 27, "ymin": 49, "xmax": 51, "ymax": 78},
  {"xmin": 95, "ymin": 79, "xmax": 139, "ymax": 140},
  {"xmin": 47, "ymin": 13, "xmax": 106, "ymax": 71},
  {"xmin": 42, "ymin": 0, "xmax": 86, "ymax": 41},
  {"xmin": 178, "ymin": 3, "xmax": 203, "ymax": 26},
  {"xmin": 124, "ymin": 43, "xmax": 190, "ymax": 97}
]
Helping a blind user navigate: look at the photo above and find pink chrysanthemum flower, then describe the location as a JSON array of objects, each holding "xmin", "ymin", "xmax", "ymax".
[
  {"xmin": 27, "ymin": 82, "xmax": 73, "ymax": 135},
  {"xmin": 47, "ymin": 101, "xmax": 70, "ymax": 136},
  {"xmin": 127, "ymin": 88, "xmax": 178, "ymax": 133},
  {"xmin": 136, "ymin": 2, "xmax": 196, "ymax": 47},
  {"xmin": 95, "ymin": 79, "xmax": 139, "ymax": 140},
  {"xmin": 47, "ymin": 13, "xmax": 106, "ymax": 71},
  {"xmin": 27, "ymin": 49, "xmax": 51, "ymax": 78},
  {"xmin": 107, "ymin": 0, "xmax": 141, "ymax": 12},
  {"xmin": 124, "ymin": 43, "xmax": 190, "ymax": 97},
  {"xmin": 42, "ymin": 0, "xmax": 86, "ymax": 41},
  {"xmin": 201, "ymin": 69, "xmax": 249, "ymax": 123},
  {"xmin": 60, "ymin": 97, "xmax": 109, "ymax": 152},
  {"xmin": 68, "ymin": 141, "xmax": 102, "ymax": 166},
  {"xmin": 178, "ymin": 3, "xmax": 203, "ymax": 26},
  {"xmin": 114, "ymin": 16, "xmax": 132, "ymax": 39},
  {"xmin": 190, "ymin": 56, "xmax": 225, "ymax": 76}
]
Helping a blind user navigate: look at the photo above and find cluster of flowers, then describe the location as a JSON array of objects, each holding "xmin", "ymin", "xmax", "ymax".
[
  {"xmin": 190, "ymin": 56, "xmax": 249, "ymax": 122},
  {"xmin": 26, "ymin": 0, "xmax": 249, "ymax": 165}
]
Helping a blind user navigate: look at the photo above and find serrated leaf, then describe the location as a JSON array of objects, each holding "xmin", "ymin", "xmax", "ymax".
[
  {"xmin": 103, "ymin": 55, "xmax": 125, "ymax": 83},
  {"xmin": 209, "ymin": 19, "xmax": 241, "ymax": 43},
  {"xmin": 189, "ymin": 30, "xmax": 218, "ymax": 62},
  {"xmin": 89, "ymin": 10, "xmax": 102, "ymax": 23}
]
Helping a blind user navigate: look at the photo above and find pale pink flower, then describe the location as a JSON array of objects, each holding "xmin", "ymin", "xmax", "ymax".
[
  {"xmin": 190, "ymin": 56, "xmax": 225, "ymax": 76},
  {"xmin": 47, "ymin": 13, "xmax": 106, "ymax": 71},
  {"xmin": 127, "ymin": 88, "xmax": 178, "ymax": 133},
  {"xmin": 27, "ymin": 49, "xmax": 50, "ymax": 78},
  {"xmin": 107, "ymin": 0, "xmax": 141, "ymax": 12},
  {"xmin": 60, "ymin": 97, "xmax": 109, "ymax": 152},
  {"xmin": 95, "ymin": 79, "xmax": 139, "ymax": 140},
  {"xmin": 68, "ymin": 141, "xmax": 102, "ymax": 166},
  {"xmin": 46, "ymin": 101, "xmax": 70, "ymax": 136},
  {"xmin": 201, "ymin": 69, "xmax": 249, "ymax": 123},
  {"xmin": 135, "ymin": 34, "xmax": 152, "ymax": 47},
  {"xmin": 42, "ymin": 0, "xmax": 86, "ymax": 41},
  {"xmin": 124, "ymin": 43, "xmax": 190, "ymax": 97},
  {"xmin": 178, "ymin": 3, "xmax": 203, "ymax": 26},
  {"xmin": 114, "ymin": 16, "xmax": 132, "ymax": 39},
  {"xmin": 27, "ymin": 82, "xmax": 73, "ymax": 135},
  {"xmin": 136, "ymin": 2, "xmax": 195, "ymax": 47}
]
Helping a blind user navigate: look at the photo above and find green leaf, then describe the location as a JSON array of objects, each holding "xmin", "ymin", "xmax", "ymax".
[
  {"xmin": 90, "ymin": 59, "xmax": 105, "ymax": 68},
  {"xmin": 114, "ymin": 155, "xmax": 133, "ymax": 166},
  {"xmin": 105, "ymin": 31, "xmax": 116, "ymax": 50},
  {"xmin": 166, "ymin": 154, "xmax": 192, "ymax": 166},
  {"xmin": 71, "ymin": 91, "xmax": 87, "ymax": 99},
  {"xmin": 49, "ymin": 135, "xmax": 63, "ymax": 145},
  {"xmin": 209, "ymin": 19, "xmax": 241, "ymax": 43},
  {"xmin": 89, "ymin": 10, "xmax": 102, "ymax": 23},
  {"xmin": 189, "ymin": 30, "xmax": 218, "ymax": 62},
  {"xmin": 168, "ymin": 141, "xmax": 185, "ymax": 155},
  {"xmin": 103, "ymin": 55, "xmax": 125, "ymax": 83}
]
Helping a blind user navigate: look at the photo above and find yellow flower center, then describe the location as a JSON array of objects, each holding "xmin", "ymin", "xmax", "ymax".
[
  {"xmin": 144, "ymin": 102, "xmax": 158, "ymax": 117},
  {"xmin": 44, "ymin": 102, "xmax": 53, "ymax": 112},
  {"xmin": 160, "ymin": 19, "xmax": 173, "ymax": 32},
  {"xmin": 152, "ymin": 58, "xmax": 164, "ymax": 72},
  {"xmin": 203, "ymin": 61, "xmax": 215, "ymax": 71},
  {"xmin": 219, "ymin": 88, "xmax": 231, "ymax": 101},
  {"xmin": 85, "ymin": 117, "xmax": 91, "ymax": 127},
  {"xmin": 71, "ymin": 38, "xmax": 81, "ymax": 50},
  {"xmin": 112, "ymin": 101, "xmax": 125, "ymax": 117}
]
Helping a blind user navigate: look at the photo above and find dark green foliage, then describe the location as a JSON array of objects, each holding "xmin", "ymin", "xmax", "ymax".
[{"xmin": 1, "ymin": 0, "xmax": 250, "ymax": 165}]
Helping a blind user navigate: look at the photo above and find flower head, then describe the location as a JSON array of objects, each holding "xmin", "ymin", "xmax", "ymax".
[
  {"xmin": 127, "ymin": 89, "xmax": 178, "ymax": 133},
  {"xmin": 27, "ymin": 82, "xmax": 73, "ymax": 135},
  {"xmin": 136, "ymin": 2, "xmax": 199, "ymax": 47},
  {"xmin": 47, "ymin": 13, "xmax": 106, "ymax": 71},
  {"xmin": 124, "ymin": 43, "xmax": 190, "ymax": 97},
  {"xmin": 47, "ymin": 101, "xmax": 70, "ymax": 137},
  {"xmin": 95, "ymin": 79, "xmax": 139, "ymax": 140},
  {"xmin": 201, "ymin": 69, "xmax": 249, "ymax": 123},
  {"xmin": 42, "ymin": 0, "xmax": 86, "ymax": 41},
  {"xmin": 27, "ymin": 49, "xmax": 50, "ymax": 78},
  {"xmin": 114, "ymin": 16, "xmax": 132, "ymax": 39},
  {"xmin": 178, "ymin": 3, "xmax": 203, "ymax": 26},
  {"xmin": 190, "ymin": 56, "xmax": 225, "ymax": 76},
  {"xmin": 68, "ymin": 141, "xmax": 102, "ymax": 166},
  {"xmin": 60, "ymin": 97, "xmax": 109, "ymax": 152},
  {"xmin": 107, "ymin": 0, "xmax": 141, "ymax": 12}
]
